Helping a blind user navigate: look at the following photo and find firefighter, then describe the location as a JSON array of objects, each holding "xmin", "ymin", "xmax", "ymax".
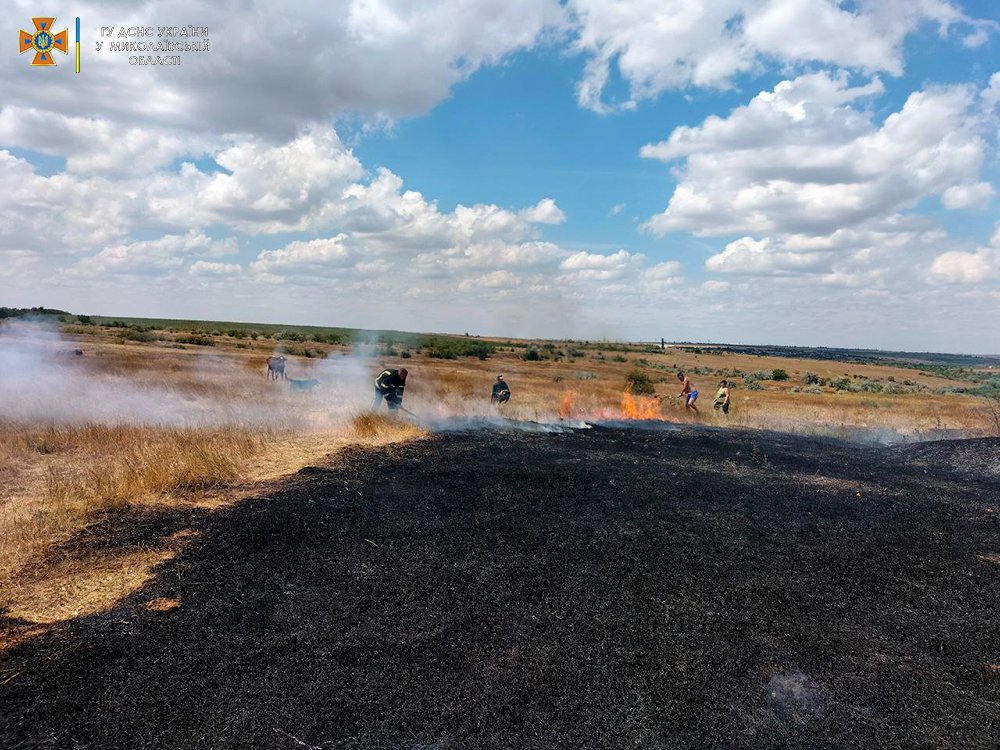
[
  {"xmin": 372, "ymin": 367, "xmax": 408, "ymax": 411},
  {"xmin": 491, "ymin": 375, "xmax": 511, "ymax": 404}
]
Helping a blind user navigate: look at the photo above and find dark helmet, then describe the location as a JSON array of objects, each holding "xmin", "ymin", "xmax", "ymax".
[{"xmin": 398, "ymin": 368, "xmax": 408, "ymax": 381}]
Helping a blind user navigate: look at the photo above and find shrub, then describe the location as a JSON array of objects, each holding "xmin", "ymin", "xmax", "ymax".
[
  {"xmin": 805, "ymin": 372, "xmax": 820, "ymax": 385},
  {"xmin": 744, "ymin": 380, "xmax": 765, "ymax": 391},
  {"xmin": 421, "ymin": 337, "xmax": 493, "ymax": 360},
  {"xmin": 123, "ymin": 330, "xmax": 157, "ymax": 342},
  {"xmin": 771, "ymin": 369, "xmax": 789, "ymax": 381},
  {"xmin": 524, "ymin": 349, "xmax": 542, "ymax": 361},
  {"xmin": 804, "ymin": 384, "xmax": 823, "ymax": 395},
  {"xmin": 833, "ymin": 377, "xmax": 853, "ymax": 391},
  {"xmin": 400, "ymin": 350, "xmax": 412, "ymax": 359},
  {"xmin": 625, "ymin": 369, "xmax": 656, "ymax": 395},
  {"xmin": 175, "ymin": 335, "xmax": 215, "ymax": 346},
  {"xmin": 76, "ymin": 315, "xmax": 93, "ymax": 325},
  {"xmin": 612, "ymin": 355, "xmax": 628, "ymax": 363}
]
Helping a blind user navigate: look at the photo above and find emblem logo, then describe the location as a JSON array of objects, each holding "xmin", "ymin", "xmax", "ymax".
[{"xmin": 19, "ymin": 17, "xmax": 69, "ymax": 66}]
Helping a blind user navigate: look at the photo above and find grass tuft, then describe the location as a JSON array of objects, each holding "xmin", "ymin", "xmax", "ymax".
[{"xmin": 352, "ymin": 412, "xmax": 426, "ymax": 441}]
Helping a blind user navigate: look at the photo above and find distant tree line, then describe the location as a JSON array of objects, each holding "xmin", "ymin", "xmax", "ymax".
[{"xmin": 0, "ymin": 306, "xmax": 72, "ymax": 319}]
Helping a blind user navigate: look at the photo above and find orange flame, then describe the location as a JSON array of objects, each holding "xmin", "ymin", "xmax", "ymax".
[
  {"xmin": 621, "ymin": 384, "xmax": 661, "ymax": 420},
  {"xmin": 559, "ymin": 391, "xmax": 574, "ymax": 418}
]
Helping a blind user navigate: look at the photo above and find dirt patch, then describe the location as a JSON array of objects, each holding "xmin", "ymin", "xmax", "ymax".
[{"xmin": 1, "ymin": 426, "xmax": 998, "ymax": 749}]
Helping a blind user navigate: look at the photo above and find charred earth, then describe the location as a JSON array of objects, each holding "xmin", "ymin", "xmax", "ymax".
[{"xmin": 2, "ymin": 425, "xmax": 998, "ymax": 749}]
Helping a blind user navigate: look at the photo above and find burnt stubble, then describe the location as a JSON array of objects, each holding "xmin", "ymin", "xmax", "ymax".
[{"xmin": 2, "ymin": 427, "xmax": 998, "ymax": 749}]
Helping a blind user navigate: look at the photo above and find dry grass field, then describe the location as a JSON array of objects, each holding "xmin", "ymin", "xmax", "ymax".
[{"xmin": 0, "ymin": 318, "xmax": 996, "ymax": 648}]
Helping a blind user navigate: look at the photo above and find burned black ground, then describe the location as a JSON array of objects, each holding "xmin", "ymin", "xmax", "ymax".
[{"xmin": 2, "ymin": 426, "xmax": 999, "ymax": 749}]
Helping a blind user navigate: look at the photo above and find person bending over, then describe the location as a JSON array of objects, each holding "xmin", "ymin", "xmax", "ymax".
[
  {"xmin": 373, "ymin": 367, "xmax": 408, "ymax": 411},
  {"xmin": 491, "ymin": 375, "xmax": 511, "ymax": 404}
]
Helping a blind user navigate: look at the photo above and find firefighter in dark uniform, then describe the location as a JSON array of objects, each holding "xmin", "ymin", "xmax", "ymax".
[
  {"xmin": 491, "ymin": 375, "xmax": 511, "ymax": 404},
  {"xmin": 372, "ymin": 367, "xmax": 408, "ymax": 411}
]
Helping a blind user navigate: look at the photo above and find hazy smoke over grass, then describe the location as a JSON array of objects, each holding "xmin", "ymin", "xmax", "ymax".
[{"xmin": 0, "ymin": 320, "xmax": 378, "ymax": 428}]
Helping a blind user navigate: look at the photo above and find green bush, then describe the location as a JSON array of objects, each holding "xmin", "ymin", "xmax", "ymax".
[
  {"xmin": 833, "ymin": 377, "xmax": 853, "ymax": 391},
  {"xmin": 804, "ymin": 384, "xmax": 823, "ymax": 394},
  {"xmin": 612, "ymin": 355, "xmax": 628, "ymax": 363},
  {"xmin": 805, "ymin": 372, "xmax": 820, "ymax": 385},
  {"xmin": 175, "ymin": 335, "xmax": 215, "ymax": 346},
  {"xmin": 743, "ymin": 371, "xmax": 771, "ymax": 388},
  {"xmin": 625, "ymin": 369, "xmax": 656, "ymax": 395},
  {"xmin": 771, "ymin": 369, "xmax": 789, "ymax": 381},
  {"xmin": 123, "ymin": 330, "xmax": 157, "ymax": 342},
  {"xmin": 524, "ymin": 349, "xmax": 542, "ymax": 361},
  {"xmin": 400, "ymin": 350, "xmax": 412, "ymax": 359},
  {"xmin": 421, "ymin": 337, "xmax": 493, "ymax": 360}
]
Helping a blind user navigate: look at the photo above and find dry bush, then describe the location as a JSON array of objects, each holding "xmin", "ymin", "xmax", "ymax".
[
  {"xmin": 352, "ymin": 412, "xmax": 426, "ymax": 441},
  {"xmin": 0, "ymin": 423, "xmax": 270, "ymax": 583},
  {"xmin": 42, "ymin": 424, "xmax": 267, "ymax": 508}
]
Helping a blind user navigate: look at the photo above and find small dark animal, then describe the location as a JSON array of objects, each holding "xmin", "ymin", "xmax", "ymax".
[
  {"xmin": 266, "ymin": 355, "xmax": 286, "ymax": 380},
  {"xmin": 289, "ymin": 378, "xmax": 320, "ymax": 392}
]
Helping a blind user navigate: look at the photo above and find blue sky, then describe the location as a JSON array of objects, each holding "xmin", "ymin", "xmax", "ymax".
[
  {"xmin": 1, "ymin": 0, "xmax": 998, "ymax": 351},
  {"xmin": 351, "ymin": 25, "xmax": 999, "ymax": 283}
]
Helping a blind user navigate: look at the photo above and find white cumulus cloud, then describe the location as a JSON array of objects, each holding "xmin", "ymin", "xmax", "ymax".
[{"xmin": 568, "ymin": 0, "xmax": 985, "ymax": 112}]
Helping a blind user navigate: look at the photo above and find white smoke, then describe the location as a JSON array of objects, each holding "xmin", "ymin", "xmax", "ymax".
[
  {"xmin": 0, "ymin": 320, "xmax": 589, "ymax": 431},
  {"xmin": 0, "ymin": 319, "xmax": 370, "ymax": 428}
]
